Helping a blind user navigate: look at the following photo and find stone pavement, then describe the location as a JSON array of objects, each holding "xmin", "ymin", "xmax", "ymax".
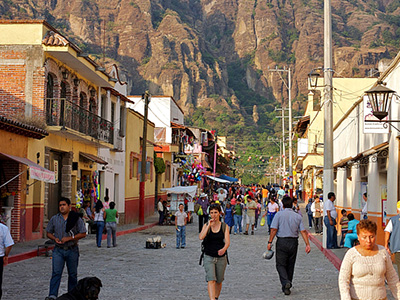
[{"xmin": 4, "ymin": 210, "xmax": 342, "ymax": 300}]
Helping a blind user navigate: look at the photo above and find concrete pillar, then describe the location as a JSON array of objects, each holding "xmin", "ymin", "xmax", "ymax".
[
  {"xmin": 336, "ymin": 167, "xmax": 347, "ymax": 209},
  {"xmin": 351, "ymin": 163, "xmax": 361, "ymax": 213},
  {"xmin": 368, "ymin": 156, "xmax": 380, "ymax": 217}
]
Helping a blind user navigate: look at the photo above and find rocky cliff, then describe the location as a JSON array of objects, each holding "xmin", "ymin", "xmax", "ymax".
[{"xmin": 1, "ymin": 0, "xmax": 399, "ymax": 135}]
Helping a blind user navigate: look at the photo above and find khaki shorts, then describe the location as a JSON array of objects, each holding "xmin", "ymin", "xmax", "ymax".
[
  {"xmin": 247, "ymin": 215, "xmax": 255, "ymax": 225},
  {"xmin": 203, "ymin": 254, "xmax": 227, "ymax": 283}
]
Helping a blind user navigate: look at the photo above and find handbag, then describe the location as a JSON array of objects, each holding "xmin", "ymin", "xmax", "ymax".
[
  {"xmin": 260, "ymin": 217, "xmax": 265, "ymax": 226},
  {"xmin": 198, "ymin": 207, "xmax": 203, "ymax": 216}
]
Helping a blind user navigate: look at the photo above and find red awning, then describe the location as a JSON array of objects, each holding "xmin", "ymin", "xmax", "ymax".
[{"xmin": 0, "ymin": 152, "xmax": 55, "ymax": 183}]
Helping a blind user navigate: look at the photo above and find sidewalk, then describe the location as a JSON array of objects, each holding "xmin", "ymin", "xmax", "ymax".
[
  {"xmin": 8, "ymin": 213, "xmax": 159, "ymax": 264},
  {"xmin": 299, "ymin": 201, "xmax": 346, "ymax": 270}
]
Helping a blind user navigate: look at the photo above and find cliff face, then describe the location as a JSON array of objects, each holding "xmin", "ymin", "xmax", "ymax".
[{"xmin": 1, "ymin": 0, "xmax": 398, "ymax": 130}]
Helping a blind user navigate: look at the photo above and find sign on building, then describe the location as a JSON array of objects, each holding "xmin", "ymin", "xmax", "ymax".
[
  {"xmin": 363, "ymin": 95, "xmax": 389, "ymax": 134},
  {"xmin": 297, "ymin": 138, "xmax": 308, "ymax": 157}
]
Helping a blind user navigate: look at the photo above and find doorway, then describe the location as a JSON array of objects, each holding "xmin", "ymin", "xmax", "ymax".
[{"xmin": 48, "ymin": 152, "xmax": 62, "ymax": 219}]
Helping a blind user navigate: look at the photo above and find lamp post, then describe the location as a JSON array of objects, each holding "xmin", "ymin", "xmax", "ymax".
[{"xmin": 139, "ymin": 91, "xmax": 150, "ymax": 225}]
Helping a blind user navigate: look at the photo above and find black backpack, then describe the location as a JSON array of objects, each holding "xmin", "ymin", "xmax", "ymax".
[{"xmin": 199, "ymin": 222, "xmax": 229, "ymax": 265}]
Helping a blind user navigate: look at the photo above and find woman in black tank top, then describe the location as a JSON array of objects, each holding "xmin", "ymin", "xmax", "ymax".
[{"xmin": 199, "ymin": 204, "xmax": 230, "ymax": 300}]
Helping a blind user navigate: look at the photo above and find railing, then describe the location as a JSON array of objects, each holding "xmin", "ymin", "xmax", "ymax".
[{"xmin": 46, "ymin": 98, "xmax": 113, "ymax": 144}]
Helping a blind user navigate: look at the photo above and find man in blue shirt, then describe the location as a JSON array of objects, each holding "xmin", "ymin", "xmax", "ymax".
[
  {"xmin": 0, "ymin": 222, "xmax": 13, "ymax": 299},
  {"xmin": 45, "ymin": 197, "xmax": 86, "ymax": 300},
  {"xmin": 267, "ymin": 196, "xmax": 311, "ymax": 296}
]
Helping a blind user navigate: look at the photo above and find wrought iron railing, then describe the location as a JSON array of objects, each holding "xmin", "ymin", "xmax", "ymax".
[{"xmin": 46, "ymin": 98, "xmax": 114, "ymax": 144}]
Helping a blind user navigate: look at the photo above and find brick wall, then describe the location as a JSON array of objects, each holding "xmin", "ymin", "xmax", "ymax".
[{"xmin": 0, "ymin": 161, "xmax": 22, "ymax": 241}]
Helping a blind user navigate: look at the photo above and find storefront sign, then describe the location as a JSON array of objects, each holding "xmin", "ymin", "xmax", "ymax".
[
  {"xmin": 30, "ymin": 166, "xmax": 56, "ymax": 184},
  {"xmin": 363, "ymin": 95, "xmax": 389, "ymax": 134},
  {"xmin": 54, "ymin": 160, "xmax": 59, "ymax": 183},
  {"xmin": 297, "ymin": 138, "xmax": 308, "ymax": 157}
]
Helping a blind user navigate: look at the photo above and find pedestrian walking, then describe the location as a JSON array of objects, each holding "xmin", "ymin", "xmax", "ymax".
[
  {"xmin": 175, "ymin": 203, "xmax": 187, "ymax": 249},
  {"xmin": 0, "ymin": 222, "xmax": 13, "ymax": 299},
  {"xmin": 339, "ymin": 219, "xmax": 400, "ymax": 300},
  {"xmin": 224, "ymin": 203, "xmax": 234, "ymax": 234},
  {"xmin": 105, "ymin": 202, "xmax": 118, "ymax": 248},
  {"xmin": 324, "ymin": 192, "xmax": 338, "ymax": 249},
  {"xmin": 311, "ymin": 195, "xmax": 323, "ymax": 234},
  {"xmin": 361, "ymin": 192, "xmax": 368, "ymax": 220},
  {"xmin": 267, "ymin": 196, "xmax": 311, "ymax": 296},
  {"xmin": 157, "ymin": 198, "xmax": 164, "ymax": 225},
  {"xmin": 45, "ymin": 197, "xmax": 86, "ymax": 300},
  {"xmin": 93, "ymin": 200, "xmax": 105, "ymax": 248},
  {"xmin": 384, "ymin": 201, "xmax": 400, "ymax": 274},
  {"xmin": 196, "ymin": 193, "xmax": 210, "ymax": 233},
  {"xmin": 254, "ymin": 199, "xmax": 262, "ymax": 231},
  {"xmin": 233, "ymin": 198, "xmax": 243, "ymax": 235},
  {"xmin": 305, "ymin": 198, "xmax": 313, "ymax": 229},
  {"xmin": 245, "ymin": 195, "xmax": 257, "ymax": 235},
  {"xmin": 262, "ymin": 195, "xmax": 279, "ymax": 235},
  {"xmin": 199, "ymin": 204, "xmax": 230, "ymax": 300}
]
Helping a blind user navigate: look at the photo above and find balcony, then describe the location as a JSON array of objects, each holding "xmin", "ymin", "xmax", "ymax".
[{"xmin": 46, "ymin": 98, "xmax": 113, "ymax": 146}]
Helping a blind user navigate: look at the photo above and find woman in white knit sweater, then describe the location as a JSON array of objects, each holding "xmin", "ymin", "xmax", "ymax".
[{"xmin": 339, "ymin": 219, "xmax": 400, "ymax": 300}]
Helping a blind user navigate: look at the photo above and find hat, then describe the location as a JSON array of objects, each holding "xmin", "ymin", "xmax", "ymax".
[
  {"xmin": 200, "ymin": 193, "xmax": 207, "ymax": 198},
  {"xmin": 263, "ymin": 249, "xmax": 274, "ymax": 260},
  {"xmin": 215, "ymin": 200, "xmax": 220, "ymax": 204}
]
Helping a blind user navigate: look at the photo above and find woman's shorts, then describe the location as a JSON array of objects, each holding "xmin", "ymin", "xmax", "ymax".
[{"xmin": 203, "ymin": 254, "xmax": 227, "ymax": 283}]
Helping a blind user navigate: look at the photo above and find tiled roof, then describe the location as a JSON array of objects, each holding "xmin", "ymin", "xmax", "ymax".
[
  {"xmin": 0, "ymin": 115, "xmax": 48, "ymax": 139},
  {"xmin": 42, "ymin": 31, "xmax": 69, "ymax": 47}
]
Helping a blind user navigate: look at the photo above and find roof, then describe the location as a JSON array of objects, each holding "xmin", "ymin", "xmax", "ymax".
[
  {"xmin": 334, "ymin": 141, "xmax": 389, "ymax": 167},
  {"xmin": 294, "ymin": 115, "xmax": 310, "ymax": 135},
  {"xmin": 0, "ymin": 115, "xmax": 48, "ymax": 139},
  {"xmin": 42, "ymin": 31, "xmax": 69, "ymax": 46},
  {"xmin": 103, "ymin": 87, "xmax": 134, "ymax": 104},
  {"xmin": 171, "ymin": 122, "xmax": 185, "ymax": 129},
  {"xmin": 79, "ymin": 152, "xmax": 108, "ymax": 165}
]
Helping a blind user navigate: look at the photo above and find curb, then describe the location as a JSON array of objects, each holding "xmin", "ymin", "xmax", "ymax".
[
  {"xmin": 8, "ymin": 222, "xmax": 158, "ymax": 265},
  {"xmin": 308, "ymin": 231, "xmax": 342, "ymax": 271}
]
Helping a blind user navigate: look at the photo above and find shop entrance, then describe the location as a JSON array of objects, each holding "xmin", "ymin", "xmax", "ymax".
[{"xmin": 48, "ymin": 152, "xmax": 62, "ymax": 219}]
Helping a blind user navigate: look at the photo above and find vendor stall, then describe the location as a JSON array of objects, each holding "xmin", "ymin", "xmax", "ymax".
[{"xmin": 160, "ymin": 185, "xmax": 198, "ymax": 223}]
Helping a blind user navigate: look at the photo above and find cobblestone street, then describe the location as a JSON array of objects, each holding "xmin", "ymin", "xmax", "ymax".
[{"xmin": 3, "ymin": 214, "xmax": 343, "ymax": 300}]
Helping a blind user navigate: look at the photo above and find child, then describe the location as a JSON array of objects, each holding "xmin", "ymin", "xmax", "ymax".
[
  {"xmin": 339, "ymin": 209, "xmax": 349, "ymax": 247},
  {"xmin": 175, "ymin": 203, "xmax": 187, "ymax": 249},
  {"xmin": 224, "ymin": 203, "xmax": 234, "ymax": 233}
]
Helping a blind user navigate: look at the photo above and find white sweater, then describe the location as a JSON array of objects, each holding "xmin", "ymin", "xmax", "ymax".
[{"xmin": 339, "ymin": 245, "xmax": 400, "ymax": 300}]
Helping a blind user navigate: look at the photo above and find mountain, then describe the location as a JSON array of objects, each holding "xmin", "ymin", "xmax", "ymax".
[{"xmin": 1, "ymin": 0, "xmax": 399, "ymax": 182}]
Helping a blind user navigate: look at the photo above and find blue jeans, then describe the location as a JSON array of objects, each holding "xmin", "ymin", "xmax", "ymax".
[
  {"xmin": 49, "ymin": 246, "xmax": 79, "ymax": 298},
  {"xmin": 324, "ymin": 216, "xmax": 338, "ymax": 249},
  {"xmin": 307, "ymin": 214, "xmax": 313, "ymax": 228},
  {"xmin": 106, "ymin": 222, "xmax": 117, "ymax": 247},
  {"xmin": 234, "ymin": 214, "xmax": 242, "ymax": 233},
  {"xmin": 267, "ymin": 212, "xmax": 276, "ymax": 233},
  {"xmin": 176, "ymin": 225, "xmax": 186, "ymax": 248},
  {"xmin": 95, "ymin": 221, "xmax": 105, "ymax": 247}
]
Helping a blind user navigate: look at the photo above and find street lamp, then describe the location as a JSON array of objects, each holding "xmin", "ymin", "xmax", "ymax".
[
  {"xmin": 308, "ymin": 70, "xmax": 321, "ymax": 89},
  {"xmin": 365, "ymin": 81, "xmax": 395, "ymax": 120}
]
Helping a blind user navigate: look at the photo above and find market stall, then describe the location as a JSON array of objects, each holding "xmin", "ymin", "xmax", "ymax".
[{"xmin": 160, "ymin": 185, "xmax": 198, "ymax": 223}]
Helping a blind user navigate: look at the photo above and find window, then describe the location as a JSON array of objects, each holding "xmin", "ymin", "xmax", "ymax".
[
  {"xmin": 165, "ymin": 163, "xmax": 171, "ymax": 182},
  {"xmin": 101, "ymin": 95, "xmax": 107, "ymax": 119}
]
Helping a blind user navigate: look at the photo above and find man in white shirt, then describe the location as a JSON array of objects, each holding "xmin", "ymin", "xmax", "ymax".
[
  {"xmin": 175, "ymin": 203, "xmax": 187, "ymax": 249},
  {"xmin": 157, "ymin": 198, "xmax": 164, "ymax": 225},
  {"xmin": 324, "ymin": 192, "xmax": 338, "ymax": 249},
  {"xmin": 0, "ymin": 223, "xmax": 14, "ymax": 299}
]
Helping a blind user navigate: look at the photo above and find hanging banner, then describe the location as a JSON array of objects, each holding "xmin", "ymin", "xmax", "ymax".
[{"xmin": 363, "ymin": 95, "xmax": 389, "ymax": 134}]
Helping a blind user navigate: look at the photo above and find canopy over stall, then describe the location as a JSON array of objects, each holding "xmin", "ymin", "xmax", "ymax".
[
  {"xmin": 206, "ymin": 175, "xmax": 231, "ymax": 184},
  {"xmin": 160, "ymin": 185, "xmax": 198, "ymax": 198},
  {"xmin": 0, "ymin": 152, "xmax": 56, "ymax": 188},
  {"xmin": 218, "ymin": 174, "xmax": 239, "ymax": 182}
]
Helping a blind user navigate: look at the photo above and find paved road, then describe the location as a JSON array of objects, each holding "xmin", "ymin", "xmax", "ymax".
[{"xmin": 4, "ymin": 214, "xmax": 342, "ymax": 300}]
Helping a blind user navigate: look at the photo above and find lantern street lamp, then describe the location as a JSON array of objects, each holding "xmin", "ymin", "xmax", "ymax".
[
  {"xmin": 365, "ymin": 81, "xmax": 395, "ymax": 120},
  {"xmin": 308, "ymin": 69, "xmax": 321, "ymax": 89}
]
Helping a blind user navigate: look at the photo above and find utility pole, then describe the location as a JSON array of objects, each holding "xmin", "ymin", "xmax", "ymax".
[
  {"xmin": 269, "ymin": 67, "xmax": 293, "ymax": 196},
  {"xmin": 275, "ymin": 107, "xmax": 288, "ymax": 186},
  {"xmin": 139, "ymin": 91, "xmax": 150, "ymax": 225},
  {"xmin": 323, "ymin": 0, "xmax": 334, "ymax": 248}
]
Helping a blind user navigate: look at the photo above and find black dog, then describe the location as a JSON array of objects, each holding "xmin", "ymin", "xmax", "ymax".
[{"xmin": 56, "ymin": 277, "xmax": 102, "ymax": 300}]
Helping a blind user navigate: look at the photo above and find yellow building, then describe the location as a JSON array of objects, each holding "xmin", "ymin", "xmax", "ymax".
[
  {"xmin": 125, "ymin": 109, "xmax": 155, "ymax": 224},
  {"xmin": 295, "ymin": 78, "xmax": 376, "ymax": 200},
  {"xmin": 0, "ymin": 20, "xmax": 124, "ymax": 241}
]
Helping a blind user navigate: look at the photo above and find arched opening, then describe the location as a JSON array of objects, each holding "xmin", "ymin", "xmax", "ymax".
[{"xmin": 46, "ymin": 73, "xmax": 56, "ymax": 125}]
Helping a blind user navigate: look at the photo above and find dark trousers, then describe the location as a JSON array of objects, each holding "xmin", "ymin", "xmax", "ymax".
[
  {"xmin": 0, "ymin": 256, "xmax": 3, "ymax": 299},
  {"xmin": 314, "ymin": 217, "xmax": 323, "ymax": 233},
  {"xmin": 158, "ymin": 211, "xmax": 164, "ymax": 225},
  {"xmin": 324, "ymin": 216, "xmax": 338, "ymax": 249},
  {"xmin": 198, "ymin": 214, "xmax": 209, "ymax": 233},
  {"xmin": 307, "ymin": 214, "xmax": 313, "ymax": 228},
  {"xmin": 276, "ymin": 237, "xmax": 298, "ymax": 289}
]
